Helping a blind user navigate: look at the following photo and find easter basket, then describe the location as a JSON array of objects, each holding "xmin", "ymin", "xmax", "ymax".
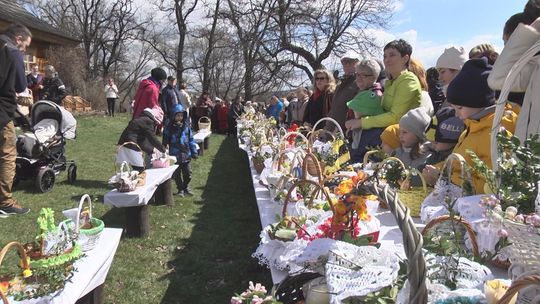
[
  {"xmin": 61, "ymin": 194, "xmax": 104, "ymax": 252},
  {"xmin": 376, "ymin": 156, "xmax": 430, "ymax": 217},
  {"xmin": 252, "ymin": 142, "xmax": 277, "ymax": 174},
  {"xmin": 198, "ymin": 116, "xmax": 211, "ymax": 131},
  {"xmin": 0, "ymin": 242, "xmax": 65, "ymax": 303},
  {"xmin": 306, "ymin": 117, "xmax": 350, "ymax": 177}
]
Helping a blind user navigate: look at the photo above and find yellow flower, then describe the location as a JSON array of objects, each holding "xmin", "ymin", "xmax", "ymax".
[
  {"xmin": 22, "ymin": 268, "xmax": 32, "ymax": 278},
  {"xmin": 335, "ymin": 180, "xmax": 354, "ymax": 195},
  {"xmin": 352, "ymin": 195, "xmax": 371, "ymax": 221}
]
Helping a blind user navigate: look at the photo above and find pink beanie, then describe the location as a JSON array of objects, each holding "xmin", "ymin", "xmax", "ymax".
[
  {"xmin": 143, "ymin": 106, "xmax": 164, "ymax": 125},
  {"xmin": 436, "ymin": 46, "xmax": 468, "ymax": 70}
]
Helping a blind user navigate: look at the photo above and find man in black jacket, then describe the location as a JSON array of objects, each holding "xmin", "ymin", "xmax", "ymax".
[
  {"xmin": 0, "ymin": 24, "xmax": 31, "ymax": 94},
  {"xmin": 0, "ymin": 25, "xmax": 31, "ymax": 217},
  {"xmin": 41, "ymin": 65, "xmax": 67, "ymax": 105}
]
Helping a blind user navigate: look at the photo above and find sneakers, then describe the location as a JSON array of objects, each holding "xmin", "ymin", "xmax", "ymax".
[
  {"xmin": 175, "ymin": 191, "xmax": 185, "ymax": 197},
  {"xmin": 183, "ymin": 189, "xmax": 193, "ymax": 196},
  {"xmin": 0, "ymin": 203, "xmax": 30, "ymax": 218}
]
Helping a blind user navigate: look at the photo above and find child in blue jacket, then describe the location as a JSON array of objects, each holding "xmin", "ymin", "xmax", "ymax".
[{"xmin": 163, "ymin": 104, "xmax": 198, "ymax": 196}]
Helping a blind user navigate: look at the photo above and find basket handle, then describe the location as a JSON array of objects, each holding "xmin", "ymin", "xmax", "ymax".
[
  {"xmin": 301, "ymin": 151, "xmax": 324, "ymax": 183},
  {"xmin": 406, "ymin": 168, "xmax": 428, "ymax": 193},
  {"xmin": 279, "ymin": 131, "xmax": 309, "ymax": 150},
  {"xmin": 362, "ymin": 150, "xmax": 379, "ymax": 165},
  {"xmin": 421, "ymin": 215, "xmax": 480, "ymax": 257},
  {"xmin": 307, "ymin": 128, "xmax": 336, "ymax": 149},
  {"xmin": 198, "ymin": 116, "xmax": 210, "ymax": 123},
  {"xmin": 273, "ymin": 148, "xmax": 304, "ymax": 175},
  {"xmin": 116, "ymin": 141, "xmax": 145, "ymax": 169},
  {"xmin": 73, "ymin": 194, "xmax": 93, "ymax": 233},
  {"xmin": 491, "ymin": 39, "xmax": 540, "ymax": 172},
  {"xmin": 0, "ymin": 242, "xmax": 31, "ymax": 303},
  {"xmin": 436, "ymin": 153, "xmax": 474, "ymax": 192},
  {"xmin": 311, "ymin": 117, "xmax": 346, "ymax": 140},
  {"xmin": 497, "ymin": 274, "xmax": 540, "ymax": 304},
  {"xmin": 281, "ymin": 179, "xmax": 334, "ymax": 217}
]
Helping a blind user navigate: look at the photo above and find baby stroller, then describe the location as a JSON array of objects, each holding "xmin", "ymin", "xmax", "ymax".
[{"xmin": 14, "ymin": 100, "xmax": 77, "ymax": 193}]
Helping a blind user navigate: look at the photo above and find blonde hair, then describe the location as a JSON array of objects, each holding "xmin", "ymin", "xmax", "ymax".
[
  {"xmin": 408, "ymin": 58, "xmax": 428, "ymax": 91},
  {"xmin": 313, "ymin": 69, "xmax": 336, "ymax": 93}
]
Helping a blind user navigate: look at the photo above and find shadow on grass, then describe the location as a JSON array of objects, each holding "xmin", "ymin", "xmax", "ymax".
[{"xmin": 160, "ymin": 136, "xmax": 272, "ymax": 303}]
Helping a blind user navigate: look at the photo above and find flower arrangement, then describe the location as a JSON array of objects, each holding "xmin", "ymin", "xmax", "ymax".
[
  {"xmin": 267, "ymin": 215, "xmax": 308, "ymax": 242},
  {"xmin": 230, "ymin": 281, "xmax": 282, "ymax": 304},
  {"xmin": 469, "ymin": 132, "xmax": 540, "ymax": 213}
]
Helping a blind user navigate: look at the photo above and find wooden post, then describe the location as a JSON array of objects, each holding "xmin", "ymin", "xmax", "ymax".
[
  {"xmin": 155, "ymin": 179, "xmax": 173, "ymax": 206},
  {"xmin": 124, "ymin": 205, "xmax": 149, "ymax": 237},
  {"xmin": 203, "ymin": 136, "xmax": 210, "ymax": 150}
]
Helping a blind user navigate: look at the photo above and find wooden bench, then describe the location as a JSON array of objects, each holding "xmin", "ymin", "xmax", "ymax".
[
  {"xmin": 103, "ymin": 166, "xmax": 178, "ymax": 237},
  {"xmin": 193, "ymin": 130, "xmax": 211, "ymax": 156}
]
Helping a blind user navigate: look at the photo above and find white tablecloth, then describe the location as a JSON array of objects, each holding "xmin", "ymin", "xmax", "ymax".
[
  {"xmin": 104, "ymin": 166, "xmax": 178, "ymax": 207},
  {"xmin": 194, "ymin": 130, "xmax": 211, "ymax": 143},
  {"xmin": 15, "ymin": 228, "xmax": 122, "ymax": 304}
]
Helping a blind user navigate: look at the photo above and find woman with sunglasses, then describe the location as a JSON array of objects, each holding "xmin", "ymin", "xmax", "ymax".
[
  {"xmin": 303, "ymin": 69, "xmax": 336, "ymax": 129},
  {"xmin": 345, "ymin": 39, "xmax": 422, "ymax": 160}
]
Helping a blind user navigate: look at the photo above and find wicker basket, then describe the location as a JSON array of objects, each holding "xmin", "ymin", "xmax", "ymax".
[
  {"xmin": 377, "ymin": 157, "xmax": 429, "ymax": 217},
  {"xmin": 307, "ymin": 117, "xmax": 350, "ymax": 177},
  {"xmin": 198, "ymin": 116, "xmax": 211, "ymax": 131},
  {"xmin": 62, "ymin": 194, "xmax": 104, "ymax": 252},
  {"xmin": 503, "ymin": 219, "xmax": 540, "ymax": 271},
  {"xmin": 421, "ymin": 215, "xmax": 481, "ymax": 258},
  {"xmin": 497, "ymin": 273, "xmax": 540, "ymax": 304},
  {"xmin": 0, "ymin": 242, "xmax": 31, "ymax": 304},
  {"xmin": 281, "ymin": 179, "xmax": 334, "ymax": 218},
  {"xmin": 116, "ymin": 141, "xmax": 145, "ymax": 169},
  {"xmin": 364, "ymin": 183, "xmax": 428, "ymax": 303},
  {"xmin": 252, "ymin": 142, "xmax": 277, "ymax": 174}
]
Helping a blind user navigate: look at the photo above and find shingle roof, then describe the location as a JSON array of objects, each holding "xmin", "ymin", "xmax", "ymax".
[{"xmin": 0, "ymin": 0, "xmax": 80, "ymax": 43}]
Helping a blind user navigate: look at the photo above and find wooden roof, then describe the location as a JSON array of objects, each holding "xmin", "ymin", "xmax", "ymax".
[{"xmin": 0, "ymin": 0, "xmax": 80, "ymax": 46}]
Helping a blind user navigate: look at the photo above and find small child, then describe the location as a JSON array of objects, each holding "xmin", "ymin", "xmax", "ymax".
[
  {"xmin": 380, "ymin": 124, "xmax": 400, "ymax": 155},
  {"xmin": 393, "ymin": 107, "xmax": 431, "ymax": 170},
  {"xmin": 163, "ymin": 104, "xmax": 198, "ymax": 197}
]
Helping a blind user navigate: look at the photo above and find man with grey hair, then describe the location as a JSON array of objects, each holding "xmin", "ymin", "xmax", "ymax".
[
  {"xmin": 326, "ymin": 52, "xmax": 360, "ymax": 132},
  {"xmin": 41, "ymin": 65, "xmax": 67, "ymax": 105}
]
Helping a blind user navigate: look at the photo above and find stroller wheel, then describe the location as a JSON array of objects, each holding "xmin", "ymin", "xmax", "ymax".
[
  {"xmin": 67, "ymin": 164, "xmax": 77, "ymax": 184},
  {"xmin": 36, "ymin": 167, "xmax": 55, "ymax": 193}
]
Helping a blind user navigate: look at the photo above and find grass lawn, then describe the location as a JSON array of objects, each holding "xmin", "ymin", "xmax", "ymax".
[{"xmin": 1, "ymin": 113, "xmax": 272, "ymax": 303}]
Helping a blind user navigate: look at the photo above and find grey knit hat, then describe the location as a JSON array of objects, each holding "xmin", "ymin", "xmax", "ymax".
[{"xmin": 399, "ymin": 107, "xmax": 431, "ymax": 141}]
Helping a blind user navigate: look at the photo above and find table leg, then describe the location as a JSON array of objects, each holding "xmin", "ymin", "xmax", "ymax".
[
  {"xmin": 124, "ymin": 205, "xmax": 149, "ymax": 237},
  {"xmin": 75, "ymin": 283, "xmax": 104, "ymax": 304},
  {"xmin": 155, "ymin": 179, "xmax": 173, "ymax": 206},
  {"xmin": 203, "ymin": 137, "xmax": 210, "ymax": 150}
]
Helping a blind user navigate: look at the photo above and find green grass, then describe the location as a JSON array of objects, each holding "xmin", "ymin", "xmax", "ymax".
[{"xmin": 1, "ymin": 113, "xmax": 272, "ymax": 303}]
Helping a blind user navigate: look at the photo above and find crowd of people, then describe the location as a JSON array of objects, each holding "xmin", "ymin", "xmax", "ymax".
[{"xmin": 2, "ymin": 0, "xmax": 540, "ymax": 216}]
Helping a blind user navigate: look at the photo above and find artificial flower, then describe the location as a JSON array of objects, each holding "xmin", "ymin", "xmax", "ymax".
[
  {"xmin": 22, "ymin": 268, "xmax": 32, "ymax": 278},
  {"xmin": 334, "ymin": 179, "xmax": 354, "ymax": 195}
]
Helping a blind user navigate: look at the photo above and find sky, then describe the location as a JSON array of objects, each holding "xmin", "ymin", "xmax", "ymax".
[{"xmin": 375, "ymin": 0, "xmax": 527, "ymax": 68}]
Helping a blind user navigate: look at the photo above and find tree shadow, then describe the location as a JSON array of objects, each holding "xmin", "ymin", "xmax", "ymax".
[{"xmin": 159, "ymin": 136, "xmax": 272, "ymax": 303}]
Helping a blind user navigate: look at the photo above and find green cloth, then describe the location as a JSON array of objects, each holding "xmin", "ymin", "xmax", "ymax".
[
  {"xmin": 362, "ymin": 70, "xmax": 422, "ymax": 130},
  {"xmin": 347, "ymin": 90, "xmax": 384, "ymax": 116}
]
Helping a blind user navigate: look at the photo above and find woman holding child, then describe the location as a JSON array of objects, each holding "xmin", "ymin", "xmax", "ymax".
[{"xmin": 345, "ymin": 39, "xmax": 422, "ymax": 161}]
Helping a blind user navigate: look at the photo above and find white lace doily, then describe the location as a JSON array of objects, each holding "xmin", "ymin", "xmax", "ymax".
[
  {"xmin": 425, "ymin": 254, "xmax": 493, "ymax": 289},
  {"xmin": 420, "ymin": 182, "xmax": 463, "ymax": 223},
  {"xmin": 397, "ymin": 280, "xmax": 485, "ymax": 304},
  {"xmin": 325, "ymin": 245, "xmax": 400, "ymax": 303}
]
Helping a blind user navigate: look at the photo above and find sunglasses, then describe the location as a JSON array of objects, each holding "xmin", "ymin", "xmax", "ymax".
[{"xmin": 315, "ymin": 77, "xmax": 328, "ymax": 81}]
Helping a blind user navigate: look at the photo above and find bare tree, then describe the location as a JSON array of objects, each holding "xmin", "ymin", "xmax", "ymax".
[{"xmin": 267, "ymin": 0, "xmax": 393, "ymax": 80}]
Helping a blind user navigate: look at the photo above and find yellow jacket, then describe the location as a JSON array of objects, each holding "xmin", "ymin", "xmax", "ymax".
[{"xmin": 451, "ymin": 108, "xmax": 517, "ymax": 193}]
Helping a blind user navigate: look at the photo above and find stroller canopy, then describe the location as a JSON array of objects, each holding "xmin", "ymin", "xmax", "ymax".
[{"xmin": 31, "ymin": 100, "xmax": 77, "ymax": 139}]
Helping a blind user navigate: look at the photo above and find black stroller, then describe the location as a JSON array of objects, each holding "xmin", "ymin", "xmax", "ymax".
[{"xmin": 14, "ymin": 100, "xmax": 77, "ymax": 192}]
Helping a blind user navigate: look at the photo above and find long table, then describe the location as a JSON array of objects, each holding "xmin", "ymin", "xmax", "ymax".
[
  {"xmin": 239, "ymin": 143, "xmax": 425, "ymax": 284},
  {"xmin": 13, "ymin": 228, "xmax": 122, "ymax": 304}
]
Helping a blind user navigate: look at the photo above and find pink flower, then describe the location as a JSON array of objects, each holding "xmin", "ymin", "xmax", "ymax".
[
  {"xmin": 497, "ymin": 229, "xmax": 509, "ymax": 238},
  {"xmin": 251, "ymin": 295, "xmax": 263, "ymax": 304},
  {"xmin": 231, "ymin": 296, "xmax": 243, "ymax": 304}
]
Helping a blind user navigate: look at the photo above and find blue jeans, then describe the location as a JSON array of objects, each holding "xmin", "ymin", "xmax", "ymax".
[{"xmin": 350, "ymin": 128, "xmax": 384, "ymax": 164}]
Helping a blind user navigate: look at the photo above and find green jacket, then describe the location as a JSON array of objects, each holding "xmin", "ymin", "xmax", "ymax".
[{"xmin": 362, "ymin": 71, "xmax": 421, "ymax": 130}]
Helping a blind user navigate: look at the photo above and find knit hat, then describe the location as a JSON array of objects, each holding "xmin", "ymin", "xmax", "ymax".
[
  {"xmin": 346, "ymin": 89, "xmax": 384, "ymax": 116},
  {"xmin": 380, "ymin": 124, "xmax": 401, "ymax": 150},
  {"xmin": 143, "ymin": 107, "xmax": 164, "ymax": 125},
  {"xmin": 435, "ymin": 116, "xmax": 465, "ymax": 143},
  {"xmin": 151, "ymin": 68, "xmax": 167, "ymax": 81},
  {"xmin": 436, "ymin": 46, "xmax": 468, "ymax": 70},
  {"xmin": 446, "ymin": 57, "xmax": 495, "ymax": 108},
  {"xmin": 469, "ymin": 43, "xmax": 496, "ymax": 59},
  {"xmin": 399, "ymin": 107, "xmax": 431, "ymax": 141}
]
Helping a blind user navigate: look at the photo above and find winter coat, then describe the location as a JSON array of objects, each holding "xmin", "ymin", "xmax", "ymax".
[
  {"xmin": 163, "ymin": 104, "xmax": 198, "ymax": 162},
  {"xmin": 104, "ymin": 84, "xmax": 118, "ymax": 99},
  {"xmin": 303, "ymin": 90, "xmax": 334, "ymax": 128},
  {"xmin": 362, "ymin": 70, "xmax": 421, "ymax": 130},
  {"xmin": 392, "ymin": 147, "xmax": 431, "ymax": 171},
  {"xmin": 0, "ymin": 34, "xmax": 26, "ymax": 93},
  {"xmin": 0, "ymin": 40, "xmax": 16, "ymax": 129},
  {"xmin": 41, "ymin": 77, "xmax": 67, "ymax": 105},
  {"xmin": 326, "ymin": 75, "xmax": 358, "ymax": 131},
  {"xmin": 118, "ymin": 113, "xmax": 165, "ymax": 155},
  {"xmin": 488, "ymin": 23, "xmax": 540, "ymax": 143},
  {"xmin": 451, "ymin": 106, "xmax": 517, "ymax": 193},
  {"xmin": 132, "ymin": 78, "xmax": 161, "ymax": 119},
  {"xmin": 161, "ymin": 84, "xmax": 180, "ymax": 119},
  {"xmin": 266, "ymin": 101, "xmax": 283, "ymax": 121}
]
